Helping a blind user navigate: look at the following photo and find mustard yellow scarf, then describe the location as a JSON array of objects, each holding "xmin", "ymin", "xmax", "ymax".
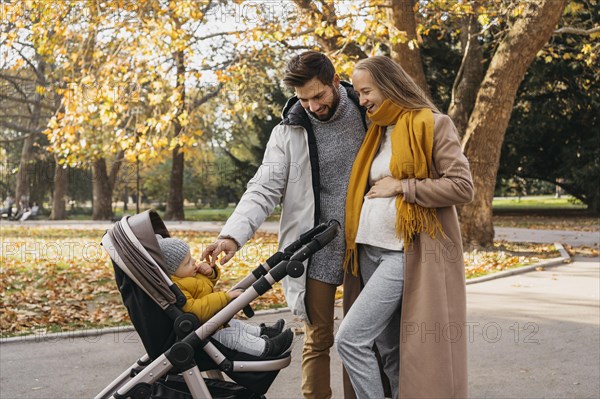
[{"xmin": 344, "ymin": 99, "xmax": 443, "ymax": 276}]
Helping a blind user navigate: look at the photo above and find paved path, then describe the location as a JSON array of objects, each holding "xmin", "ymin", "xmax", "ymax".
[
  {"xmin": 2, "ymin": 219, "xmax": 599, "ymax": 246},
  {"xmin": 494, "ymin": 227, "xmax": 599, "ymax": 247},
  {"xmin": 1, "ymin": 258, "xmax": 598, "ymax": 399}
]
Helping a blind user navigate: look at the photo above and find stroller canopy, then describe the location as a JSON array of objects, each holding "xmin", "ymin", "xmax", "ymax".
[{"xmin": 104, "ymin": 210, "xmax": 175, "ymax": 310}]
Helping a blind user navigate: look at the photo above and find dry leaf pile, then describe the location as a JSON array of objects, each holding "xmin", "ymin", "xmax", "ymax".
[
  {"xmin": 464, "ymin": 241, "xmax": 559, "ymax": 279},
  {"xmin": 1, "ymin": 228, "xmax": 558, "ymax": 337}
]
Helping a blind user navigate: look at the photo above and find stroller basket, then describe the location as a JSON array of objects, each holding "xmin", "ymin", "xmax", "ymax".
[{"xmin": 97, "ymin": 210, "xmax": 339, "ymax": 399}]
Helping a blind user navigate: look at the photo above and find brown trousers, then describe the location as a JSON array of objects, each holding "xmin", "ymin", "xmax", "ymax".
[{"xmin": 301, "ymin": 278, "xmax": 337, "ymax": 399}]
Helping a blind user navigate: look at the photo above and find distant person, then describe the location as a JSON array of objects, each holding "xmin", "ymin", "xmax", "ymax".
[
  {"xmin": 336, "ymin": 56, "xmax": 473, "ymax": 398},
  {"xmin": 20, "ymin": 202, "xmax": 39, "ymax": 222},
  {"xmin": 156, "ymin": 235, "xmax": 293, "ymax": 359},
  {"xmin": 12, "ymin": 198, "xmax": 29, "ymax": 221},
  {"xmin": 1, "ymin": 194, "xmax": 14, "ymax": 218}
]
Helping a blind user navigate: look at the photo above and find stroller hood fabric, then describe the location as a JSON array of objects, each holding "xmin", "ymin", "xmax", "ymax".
[{"xmin": 107, "ymin": 210, "xmax": 175, "ymax": 309}]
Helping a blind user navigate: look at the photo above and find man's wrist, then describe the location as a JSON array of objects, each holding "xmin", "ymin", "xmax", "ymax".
[{"xmin": 218, "ymin": 235, "xmax": 240, "ymax": 250}]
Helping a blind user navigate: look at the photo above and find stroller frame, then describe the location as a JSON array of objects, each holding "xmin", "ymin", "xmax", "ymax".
[{"xmin": 96, "ymin": 210, "xmax": 339, "ymax": 399}]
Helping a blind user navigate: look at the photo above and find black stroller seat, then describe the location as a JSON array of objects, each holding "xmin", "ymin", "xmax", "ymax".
[{"xmin": 96, "ymin": 210, "xmax": 339, "ymax": 399}]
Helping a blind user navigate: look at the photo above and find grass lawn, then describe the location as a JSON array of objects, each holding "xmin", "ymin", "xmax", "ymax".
[
  {"xmin": 491, "ymin": 196, "xmax": 598, "ymax": 231},
  {"xmin": 45, "ymin": 196, "xmax": 596, "ymax": 228},
  {"xmin": 492, "ymin": 195, "xmax": 587, "ymax": 210}
]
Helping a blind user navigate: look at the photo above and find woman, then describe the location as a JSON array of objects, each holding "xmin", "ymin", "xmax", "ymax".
[{"xmin": 336, "ymin": 56, "xmax": 473, "ymax": 399}]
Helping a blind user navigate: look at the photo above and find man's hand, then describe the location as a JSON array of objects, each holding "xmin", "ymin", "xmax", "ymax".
[
  {"xmin": 202, "ymin": 238, "xmax": 238, "ymax": 266},
  {"xmin": 366, "ymin": 176, "xmax": 403, "ymax": 199}
]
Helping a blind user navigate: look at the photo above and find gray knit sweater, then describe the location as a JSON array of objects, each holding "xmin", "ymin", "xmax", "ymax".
[{"xmin": 306, "ymin": 85, "xmax": 365, "ymax": 285}]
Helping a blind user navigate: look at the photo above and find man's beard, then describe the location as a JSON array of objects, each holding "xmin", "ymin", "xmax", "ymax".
[{"xmin": 308, "ymin": 85, "xmax": 341, "ymax": 121}]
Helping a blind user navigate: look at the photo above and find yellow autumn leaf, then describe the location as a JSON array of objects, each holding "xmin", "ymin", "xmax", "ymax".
[{"xmin": 478, "ymin": 14, "xmax": 490, "ymax": 27}]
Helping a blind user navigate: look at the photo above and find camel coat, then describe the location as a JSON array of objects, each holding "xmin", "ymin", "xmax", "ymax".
[{"xmin": 343, "ymin": 114, "xmax": 473, "ymax": 398}]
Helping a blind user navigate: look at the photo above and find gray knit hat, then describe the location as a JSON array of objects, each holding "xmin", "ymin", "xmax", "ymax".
[{"xmin": 156, "ymin": 236, "xmax": 190, "ymax": 275}]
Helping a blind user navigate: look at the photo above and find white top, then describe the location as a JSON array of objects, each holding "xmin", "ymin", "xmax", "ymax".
[{"xmin": 355, "ymin": 125, "xmax": 404, "ymax": 251}]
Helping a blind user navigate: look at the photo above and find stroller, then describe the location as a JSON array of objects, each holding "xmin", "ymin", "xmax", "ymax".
[{"xmin": 96, "ymin": 210, "xmax": 339, "ymax": 399}]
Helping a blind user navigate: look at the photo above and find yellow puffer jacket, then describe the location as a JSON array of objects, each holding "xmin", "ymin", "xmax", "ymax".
[{"xmin": 171, "ymin": 266, "xmax": 231, "ymax": 323}]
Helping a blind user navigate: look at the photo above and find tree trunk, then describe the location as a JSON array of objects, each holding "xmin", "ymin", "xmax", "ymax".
[
  {"xmin": 50, "ymin": 156, "xmax": 68, "ymax": 220},
  {"xmin": 164, "ymin": 49, "xmax": 186, "ymax": 220},
  {"xmin": 591, "ymin": 196, "xmax": 600, "ymax": 215},
  {"xmin": 460, "ymin": 0, "xmax": 568, "ymax": 246},
  {"xmin": 14, "ymin": 134, "xmax": 35, "ymax": 212},
  {"xmin": 447, "ymin": 6, "xmax": 484, "ymax": 138},
  {"xmin": 92, "ymin": 158, "xmax": 114, "ymax": 220},
  {"xmin": 165, "ymin": 148, "xmax": 185, "ymax": 220},
  {"xmin": 389, "ymin": 0, "xmax": 430, "ymax": 96},
  {"xmin": 90, "ymin": 150, "xmax": 125, "ymax": 220},
  {"xmin": 14, "ymin": 57, "xmax": 46, "ymax": 212}
]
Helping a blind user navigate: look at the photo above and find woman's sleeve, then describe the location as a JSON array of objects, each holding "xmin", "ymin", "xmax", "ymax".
[{"xmin": 401, "ymin": 114, "xmax": 474, "ymax": 208}]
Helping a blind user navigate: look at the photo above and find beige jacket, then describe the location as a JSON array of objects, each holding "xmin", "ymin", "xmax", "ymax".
[{"xmin": 343, "ymin": 113, "xmax": 473, "ymax": 398}]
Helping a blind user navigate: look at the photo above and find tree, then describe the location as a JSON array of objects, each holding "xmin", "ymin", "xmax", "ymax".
[
  {"xmin": 40, "ymin": 1, "xmax": 213, "ymax": 219},
  {"xmin": 388, "ymin": 0, "xmax": 431, "ymax": 94},
  {"xmin": 499, "ymin": 1, "xmax": 599, "ymax": 212},
  {"xmin": 0, "ymin": 4, "xmax": 58, "ymax": 212},
  {"xmin": 445, "ymin": 1, "xmax": 484, "ymax": 137},
  {"xmin": 460, "ymin": 0, "xmax": 569, "ymax": 245}
]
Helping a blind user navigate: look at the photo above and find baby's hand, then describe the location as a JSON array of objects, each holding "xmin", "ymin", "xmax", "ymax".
[
  {"xmin": 197, "ymin": 262, "xmax": 213, "ymax": 276},
  {"xmin": 228, "ymin": 289, "xmax": 244, "ymax": 299}
]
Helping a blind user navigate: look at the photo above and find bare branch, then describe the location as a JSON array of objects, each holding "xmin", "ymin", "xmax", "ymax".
[
  {"xmin": 192, "ymin": 30, "xmax": 247, "ymax": 42},
  {"xmin": 0, "ymin": 132, "xmax": 36, "ymax": 144},
  {"xmin": 0, "ymin": 121, "xmax": 44, "ymax": 135},
  {"xmin": 0, "ymin": 114, "xmax": 37, "ymax": 119},
  {"xmin": 191, "ymin": 82, "xmax": 223, "ymax": 108},
  {"xmin": 1, "ymin": 84, "xmax": 33, "ymax": 116},
  {"xmin": 280, "ymin": 40, "xmax": 314, "ymax": 50},
  {"xmin": 0, "ymin": 73, "xmax": 36, "ymax": 82},
  {"xmin": 11, "ymin": 45, "xmax": 45, "ymax": 82},
  {"xmin": 0, "ymin": 94, "xmax": 56, "ymax": 112},
  {"xmin": 554, "ymin": 26, "xmax": 600, "ymax": 35}
]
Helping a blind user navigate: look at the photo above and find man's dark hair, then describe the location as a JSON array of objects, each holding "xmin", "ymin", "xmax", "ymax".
[{"xmin": 282, "ymin": 51, "xmax": 336, "ymax": 88}]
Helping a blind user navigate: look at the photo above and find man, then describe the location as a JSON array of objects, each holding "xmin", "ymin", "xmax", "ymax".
[{"xmin": 202, "ymin": 51, "xmax": 366, "ymax": 398}]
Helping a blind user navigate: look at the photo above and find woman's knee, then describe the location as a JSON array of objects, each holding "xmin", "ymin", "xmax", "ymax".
[
  {"xmin": 335, "ymin": 325, "xmax": 356, "ymax": 359},
  {"xmin": 335, "ymin": 334, "xmax": 348, "ymax": 359}
]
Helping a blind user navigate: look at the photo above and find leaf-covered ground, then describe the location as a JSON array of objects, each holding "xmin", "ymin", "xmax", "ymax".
[{"xmin": 0, "ymin": 228, "xmax": 563, "ymax": 337}]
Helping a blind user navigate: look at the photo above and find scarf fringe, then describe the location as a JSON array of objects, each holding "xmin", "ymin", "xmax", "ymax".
[
  {"xmin": 343, "ymin": 246, "xmax": 359, "ymax": 276},
  {"xmin": 396, "ymin": 201, "xmax": 443, "ymax": 245}
]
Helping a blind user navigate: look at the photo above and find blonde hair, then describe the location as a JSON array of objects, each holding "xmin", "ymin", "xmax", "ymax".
[{"xmin": 354, "ymin": 56, "xmax": 440, "ymax": 113}]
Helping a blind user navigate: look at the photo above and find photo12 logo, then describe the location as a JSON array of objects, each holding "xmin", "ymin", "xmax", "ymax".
[{"xmin": 400, "ymin": 321, "xmax": 540, "ymax": 344}]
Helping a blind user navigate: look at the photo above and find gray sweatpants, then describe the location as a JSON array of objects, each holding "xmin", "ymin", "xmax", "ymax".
[{"xmin": 336, "ymin": 244, "xmax": 404, "ymax": 399}]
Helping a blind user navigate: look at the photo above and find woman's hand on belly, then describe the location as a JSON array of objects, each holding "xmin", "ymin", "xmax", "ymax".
[{"xmin": 366, "ymin": 176, "xmax": 403, "ymax": 199}]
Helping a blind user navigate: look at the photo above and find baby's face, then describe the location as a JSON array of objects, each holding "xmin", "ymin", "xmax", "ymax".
[{"xmin": 174, "ymin": 253, "xmax": 198, "ymax": 278}]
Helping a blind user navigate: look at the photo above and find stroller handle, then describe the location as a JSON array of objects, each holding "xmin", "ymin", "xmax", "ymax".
[
  {"xmin": 265, "ymin": 221, "xmax": 331, "ymax": 267},
  {"xmin": 259, "ymin": 220, "xmax": 340, "ymax": 285},
  {"xmin": 290, "ymin": 219, "xmax": 340, "ymax": 262},
  {"xmin": 230, "ymin": 220, "xmax": 340, "ymax": 293}
]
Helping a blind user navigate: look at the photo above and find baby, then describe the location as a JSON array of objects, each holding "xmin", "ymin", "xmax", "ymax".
[{"xmin": 157, "ymin": 235, "xmax": 293, "ymax": 359}]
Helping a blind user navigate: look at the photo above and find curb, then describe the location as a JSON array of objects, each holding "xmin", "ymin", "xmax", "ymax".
[
  {"xmin": 466, "ymin": 242, "xmax": 571, "ymax": 285},
  {"xmin": 0, "ymin": 307, "xmax": 292, "ymax": 345},
  {"xmin": 1, "ymin": 243, "xmax": 571, "ymax": 344}
]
